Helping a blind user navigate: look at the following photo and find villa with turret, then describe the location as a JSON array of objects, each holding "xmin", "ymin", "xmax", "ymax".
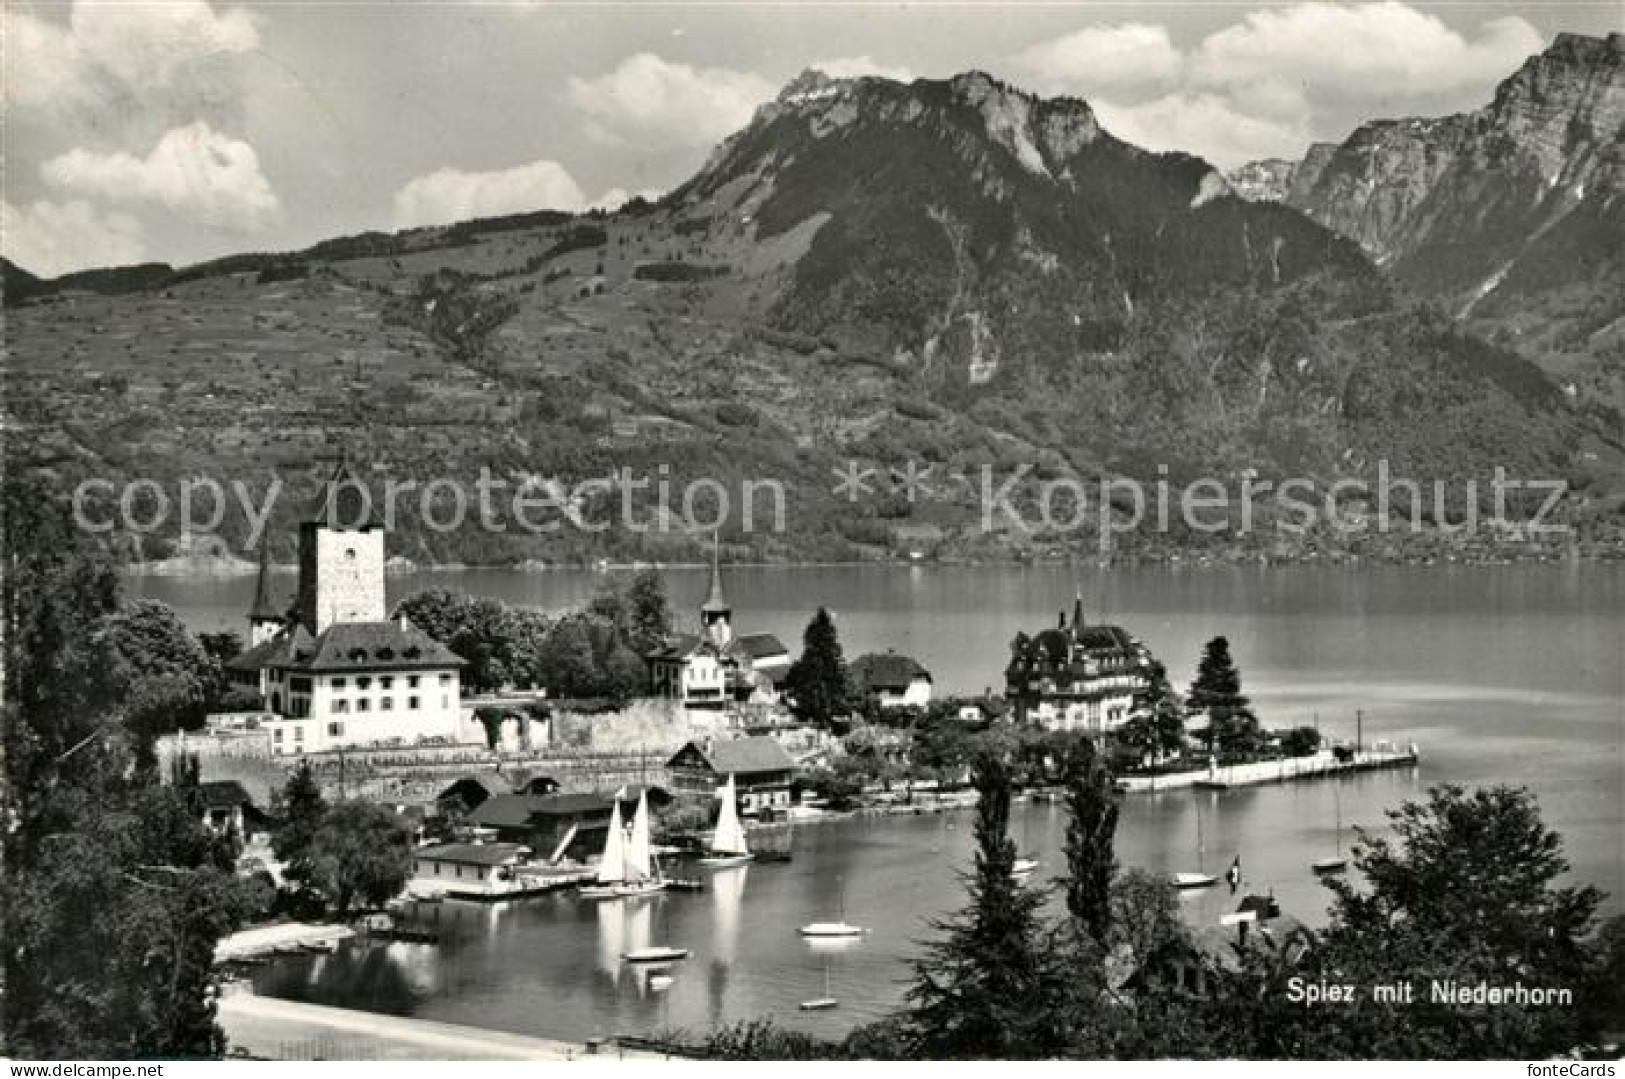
[
  {"xmin": 1005, "ymin": 597, "xmax": 1157, "ymax": 735},
  {"xmin": 227, "ymin": 461, "xmax": 467, "ymax": 755}
]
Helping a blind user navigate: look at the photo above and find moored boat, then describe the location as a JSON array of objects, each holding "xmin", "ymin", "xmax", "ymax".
[{"xmin": 623, "ymin": 945, "xmax": 689, "ymax": 963}]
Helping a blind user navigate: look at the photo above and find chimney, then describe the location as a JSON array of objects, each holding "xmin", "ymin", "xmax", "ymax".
[{"xmin": 1058, "ymin": 611, "xmax": 1067, "ymax": 630}]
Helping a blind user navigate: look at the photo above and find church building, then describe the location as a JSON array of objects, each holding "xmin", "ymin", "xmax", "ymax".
[
  {"xmin": 645, "ymin": 550, "xmax": 788, "ymax": 710},
  {"xmin": 227, "ymin": 460, "xmax": 466, "ymax": 755}
]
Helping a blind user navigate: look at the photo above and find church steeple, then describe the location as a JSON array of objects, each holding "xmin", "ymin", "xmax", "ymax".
[
  {"xmin": 700, "ymin": 534, "xmax": 732, "ymax": 646},
  {"xmin": 1072, "ymin": 591, "xmax": 1085, "ymax": 638}
]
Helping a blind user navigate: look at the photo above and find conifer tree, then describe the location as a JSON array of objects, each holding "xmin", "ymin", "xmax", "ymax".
[
  {"xmin": 906, "ymin": 752, "xmax": 1063, "ymax": 1057},
  {"xmin": 784, "ymin": 607, "xmax": 852, "ymax": 729},
  {"xmin": 1187, "ymin": 636, "xmax": 1260, "ymax": 756},
  {"xmin": 1060, "ymin": 740, "xmax": 1119, "ymax": 947}
]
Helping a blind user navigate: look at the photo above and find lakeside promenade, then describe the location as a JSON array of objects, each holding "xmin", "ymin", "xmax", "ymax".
[{"xmin": 219, "ymin": 989, "xmax": 664, "ymax": 1061}]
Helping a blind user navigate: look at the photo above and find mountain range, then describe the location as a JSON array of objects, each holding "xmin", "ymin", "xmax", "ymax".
[
  {"xmin": 1228, "ymin": 31, "xmax": 1624, "ymax": 415},
  {"xmin": 5, "ymin": 35, "xmax": 1621, "ymax": 567}
]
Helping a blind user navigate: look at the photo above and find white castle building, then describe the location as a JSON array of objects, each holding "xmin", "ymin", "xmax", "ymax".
[{"xmin": 227, "ymin": 461, "xmax": 466, "ymax": 755}]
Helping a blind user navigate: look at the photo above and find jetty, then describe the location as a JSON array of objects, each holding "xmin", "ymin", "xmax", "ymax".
[{"xmin": 1116, "ymin": 745, "xmax": 1419, "ymax": 794}]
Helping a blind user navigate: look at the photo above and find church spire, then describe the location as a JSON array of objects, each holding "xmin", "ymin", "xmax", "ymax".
[
  {"xmin": 701, "ymin": 533, "xmax": 729, "ymax": 616},
  {"xmin": 1072, "ymin": 590, "xmax": 1085, "ymax": 637},
  {"xmin": 248, "ymin": 542, "xmax": 281, "ymax": 622},
  {"xmin": 700, "ymin": 533, "xmax": 732, "ymax": 646}
]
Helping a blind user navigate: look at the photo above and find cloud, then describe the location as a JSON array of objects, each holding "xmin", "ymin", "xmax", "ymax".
[
  {"xmin": 4, "ymin": 1, "xmax": 260, "ymax": 132},
  {"xmin": 569, "ymin": 53, "xmax": 775, "ymax": 148},
  {"xmin": 810, "ymin": 56, "xmax": 915, "ymax": 82},
  {"xmin": 393, "ymin": 159, "xmax": 591, "ymax": 227},
  {"xmin": 1006, "ymin": 2, "xmax": 1544, "ymax": 167},
  {"xmin": 1009, "ymin": 23, "xmax": 1182, "ymax": 98},
  {"xmin": 1190, "ymin": 3, "xmax": 1541, "ymax": 97},
  {"xmin": 1, "ymin": 199, "xmax": 145, "ymax": 278},
  {"xmin": 42, "ymin": 122, "xmax": 281, "ymax": 233},
  {"xmin": 1095, "ymin": 95, "xmax": 1310, "ymax": 167}
]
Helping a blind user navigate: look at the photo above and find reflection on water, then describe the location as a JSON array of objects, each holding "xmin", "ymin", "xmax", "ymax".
[{"xmin": 187, "ymin": 563, "xmax": 1618, "ymax": 1043}]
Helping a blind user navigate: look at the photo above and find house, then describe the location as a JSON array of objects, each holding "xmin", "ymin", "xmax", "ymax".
[
  {"xmin": 850, "ymin": 651, "xmax": 934, "ymax": 709},
  {"xmin": 198, "ymin": 780, "xmax": 253, "ymax": 836},
  {"xmin": 409, "ymin": 842, "xmax": 532, "ymax": 898},
  {"xmin": 1005, "ymin": 596, "xmax": 1159, "ymax": 735},
  {"xmin": 1129, "ymin": 902, "xmax": 1316, "ymax": 1000},
  {"xmin": 466, "ymin": 788, "xmax": 669, "ymax": 864},
  {"xmin": 667, "ymin": 735, "xmax": 796, "ymax": 814},
  {"xmin": 645, "ymin": 552, "xmax": 785, "ymax": 710},
  {"xmin": 435, "ymin": 775, "xmax": 507, "ymax": 816},
  {"xmin": 225, "ymin": 459, "xmax": 470, "ymax": 755}
]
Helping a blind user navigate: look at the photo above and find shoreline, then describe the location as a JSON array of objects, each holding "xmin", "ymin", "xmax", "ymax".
[
  {"xmin": 121, "ymin": 553, "xmax": 1618, "ymax": 577},
  {"xmin": 218, "ymin": 988, "xmax": 665, "ymax": 1061}
]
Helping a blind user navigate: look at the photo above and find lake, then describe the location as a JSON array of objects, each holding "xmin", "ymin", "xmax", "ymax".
[{"xmin": 135, "ymin": 562, "xmax": 1625, "ymax": 1041}]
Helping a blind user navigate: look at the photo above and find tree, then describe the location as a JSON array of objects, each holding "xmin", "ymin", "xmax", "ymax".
[
  {"xmin": 784, "ymin": 608, "xmax": 852, "ymax": 729},
  {"xmin": 536, "ymin": 615, "xmax": 601, "ymax": 698},
  {"xmin": 272, "ymin": 760, "xmax": 327, "ymax": 890},
  {"xmin": 447, "ymin": 597, "xmax": 517, "ymax": 694},
  {"xmin": 101, "ymin": 599, "xmax": 215, "ymax": 749},
  {"xmin": 1107, "ymin": 868, "xmax": 1185, "ymax": 973},
  {"xmin": 2, "ymin": 480, "xmax": 254, "ymax": 1058},
  {"xmin": 305, "ymin": 801, "xmax": 414, "ymax": 914},
  {"xmin": 1187, "ymin": 636, "xmax": 1259, "ymax": 757},
  {"xmin": 1059, "ymin": 740, "xmax": 1119, "ymax": 948},
  {"xmin": 624, "ymin": 567, "xmax": 673, "ymax": 654},
  {"xmin": 905, "ymin": 752, "xmax": 1065, "ymax": 1057},
  {"xmin": 1280, "ymin": 725, "xmax": 1321, "ymax": 757},
  {"xmin": 394, "ymin": 588, "xmax": 469, "ymax": 644},
  {"xmin": 1281, "ymin": 784, "xmax": 1609, "ymax": 1058}
]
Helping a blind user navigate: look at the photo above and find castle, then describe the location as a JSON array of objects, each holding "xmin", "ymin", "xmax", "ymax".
[{"xmin": 227, "ymin": 460, "xmax": 466, "ymax": 755}]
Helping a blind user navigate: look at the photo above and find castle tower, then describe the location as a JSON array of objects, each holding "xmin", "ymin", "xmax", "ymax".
[
  {"xmin": 700, "ymin": 536, "xmax": 732, "ymax": 647},
  {"xmin": 296, "ymin": 458, "xmax": 386, "ymax": 634},
  {"xmin": 247, "ymin": 543, "xmax": 285, "ymax": 647}
]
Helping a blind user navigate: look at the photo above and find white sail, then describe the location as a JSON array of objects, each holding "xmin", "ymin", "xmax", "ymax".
[
  {"xmin": 710, "ymin": 774, "xmax": 749, "ymax": 856},
  {"xmin": 624, "ymin": 791, "xmax": 654, "ymax": 883},
  {"xmin": 596, "ymin": 797, "xmax": 627, "ymax": 884}
]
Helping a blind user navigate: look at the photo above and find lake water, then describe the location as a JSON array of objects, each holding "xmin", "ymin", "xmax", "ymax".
[{"xmin": 136, "ymin": 563, "xmax": 1625, "ymax": 1042}]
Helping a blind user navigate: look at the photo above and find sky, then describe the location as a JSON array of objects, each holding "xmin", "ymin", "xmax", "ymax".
[{"xmin": 3, "ymin": 1, "xmax": 1619, "ymax": 277}]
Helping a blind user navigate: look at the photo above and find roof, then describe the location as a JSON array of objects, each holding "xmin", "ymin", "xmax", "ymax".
[
  {"xmin": 198, "ymin": 780, "xmax": 252, "ymax": 809},
  {"xmin": 733, "ymin": 633, "xmax": 788, "ymax": 660},
  {"xmin": 226, "ymin": 623, "xmax": 315, "ymax": 673},
  {"xmin": 673, "ymin": 735, "xmax": 795, "ymax": 776},
  {"xmin": 466, "ymin": 792, "xmax": 613, "ymax": 829},
  {"xmin": 413, "ymin": 842, "xmax": 530, "ymax": 867},
  {"xmin": 701, "ymin": 544, "xmax": 729, "ymax": 615},
  {"xmin": 435, "ymin": 775, "xmax": 506, "ymax": 803},
  {"xmin": 647, "ymin": 632, "xmax": 706, "ymax": 662},
  {"xmin": 850, "ymin": 652, "xmax": 933, "ymax": 692},
  {"xmin": 282, "ymin": 620, "xmax": 466, "ymax": 673}
]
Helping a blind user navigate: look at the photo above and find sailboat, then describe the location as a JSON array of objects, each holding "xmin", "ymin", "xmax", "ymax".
[
  {"xmin": 799, "ymin": 955, "xmax": 838, "ymax": 1011},
  {"xmin": 614, "ymin": 790, "xmax": 668, "ymax": 898},
  {"xmin": 799, "ymin": 874, "xmax": 866, "ymax": 938},
  {"xmin": 1173, "ymin": 797, "xmax": 1219, "ymax": 890},
  {"xmin": 580, "ymin": 796, "xmax": 630, "ymax": 899},
  {"xmin": 1311, "ymin": 783, "xmax": 1349, "ymax": 874},
  {"xmin": 699, "ymin": 774, "xmax": 752, "ymax": 868}
]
